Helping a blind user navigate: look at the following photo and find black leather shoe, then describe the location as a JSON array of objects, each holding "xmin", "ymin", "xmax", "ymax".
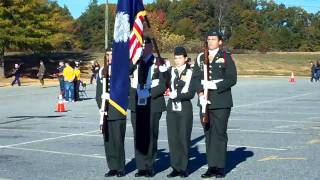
[
  {"xmin": 201, "ymin": 167, "xmax": 217, "ymax": 178},
  {"xmin": 180, "ymin": 171, "xmax": 189, "ymax": 178},
  {"xmin": 201, "ymin": 167, "xmax": 225, "ymax": 178},
  {"xmin": 135, "ymin": 170, "xmax": 146, "ymax": 177},
  {"xmin": 215, "ymin": 168, "xmax": 225, "ymax": 178},
  {"xmin": 167, "ymin": 169, "xmax": 180, "ymax": 178},
  {"xmin": 145, "ymin": 169, "xmax": 155, "ymax": 177},
  {"xmin": 104, "ymin": 170, "xmax": 117, "ymax": 177},
  {"xmin": 116, "ymin": 171, "xmax": 126, "ymax": 177}
]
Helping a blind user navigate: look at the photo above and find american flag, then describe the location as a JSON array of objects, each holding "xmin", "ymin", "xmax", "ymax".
[{"xmin": 129, "ymin": 11, "xmax": 146, "ymax": 64}]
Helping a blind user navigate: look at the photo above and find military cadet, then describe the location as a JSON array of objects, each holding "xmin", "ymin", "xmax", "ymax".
[
  {"xmin": 193, "ymin": 29, "xmax": 237, "ymax": 178},
  {"xmin": 310, "ymin": 61, "xmax": 316, "ymax": 82},
  {"xmin": 96, "ymin": 47, "xmax": 126, "ymax": 177},
  {"xmin": 128, "ymin": 37, "xmax": 167, "ymax": 177},
  {"xmin": 11, "ymin": 63, "xmax": 21, "ymax": 86},
  {"xmin": 166, "ymin": 46, "xmax": 197, "ymax": 178},
  {"xmin": 37, "ymin": 60, "xmax": 46, "ymax": 86}
]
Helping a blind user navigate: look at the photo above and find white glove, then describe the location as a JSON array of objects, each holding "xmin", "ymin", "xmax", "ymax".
[
  {"xmin": 201, "ymin": 80, "xmax": 221, "ymax": 90},
  {"xmin": 151, "ymin": 79, "xmax": 159, "ymax": 88},
  {"xmin": 169, "ymin": 90, "xmax": 177, "ymax": 99},
  {"xmin": 101, "ymin": 92, "xmax": 110, "ymax": 100},
  {"xmin": 159, "ymin": 65, "xmax": 168, "ymax": 72},
  {"xmin": 199, "ymin": 95, "xmax": 211, "ymax": 110},
  {"xmin": 165, "ymin": 60, "xmax": 171, "ymax": 67},
  {"xmin": 99, "ymin": 109, "xmax": 105, "ymax": 125}
]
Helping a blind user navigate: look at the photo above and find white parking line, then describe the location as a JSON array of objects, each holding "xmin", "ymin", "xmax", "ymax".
[
  {"xmin": 3, "ymin": 146, "xmax": 135, "ymax": 163},
  {"xmin": 0, "ymin": 132, "xmax": 287, "ymax": 152},
  {"xmin": 230, "ymin": 119, "xmax": 320, "ymax": 124},
  {"xmin": 233, "ymin": 92, "xmax": 314, "ymax": 109},
  {"xmin": 2, "ymin": 146, "xmax": 209, "ymax": 170},
  {"xmin": 159, "ymin": 118, "xmax": 320, "ymax": 124},
  {"xmin": 120, "ymin": 137, "xmax": 287, "ymax": 151},
  {"xmin": 226, "ymin": 145, "xmax": 286, "ymax": 151},
  {"xmin": 227, "ymin": 129, "xmax": 308, "ymax": 135},
  {"xmin": 308, "ymin": 116, "xmax": 320, "ymax": 120},
  {"xmin": 124, "ymin": 124, "xmax": 311, "ymax": 135},
  {"xmin": 16, "ymin": 118, "xmax": 97, "ymax": 125},
  {"xmin": 0, "ymin": 129, "xmax": 73, "ymax": 135},
  {"xmin": 0, "ymin": 130, "xmax": 99, "ymax": 149},
  {"xmin": 0, "ymin": 123, "xmax": 311, "ymax": 139},
  {"xmin": 1, "ymin": 141, "xmax": 285, "ymax": 165},
  {"xmin": 233, "ymin": 111, "xmax": 320, "ymax": 115},
  {"xmin": 5, "ymin": 146, "xmax": 106, "ymax": 159}
]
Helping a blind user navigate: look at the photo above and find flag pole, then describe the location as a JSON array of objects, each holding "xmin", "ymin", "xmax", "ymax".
[{"xmin": 100, "ymin": 0, "xmax": 109, "ymax": 133}]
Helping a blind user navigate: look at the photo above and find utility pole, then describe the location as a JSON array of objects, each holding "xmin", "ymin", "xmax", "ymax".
[{"xmin": 105, "ymin": 0, "xmax": 109, "ymax": 50}]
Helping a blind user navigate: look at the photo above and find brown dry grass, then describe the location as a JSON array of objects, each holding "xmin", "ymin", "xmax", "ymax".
[{"xmin": 1, "ymin": 52, "xmax": 318, "ymax": 87}]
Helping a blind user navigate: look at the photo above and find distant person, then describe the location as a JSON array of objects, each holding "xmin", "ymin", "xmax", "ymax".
[
  {"xmin": 310, "ymin": 61, "xmax": 316, "ymax": 82},
  {"xmin": 74, "ymin": 64, "xmax": 81, "ymax": 101},
  {"xmin": 75, "ymin": 61, "xmax": 80, "ymax": 67},
  {"xmin": 63, "ymin": 62, "xmax": 75, "ymax": 102},
  {"xmin": 57, "ymin": 61, "xmax": 65, "ymax": 97},
  {"xmin": 11, "ymin": 63, "xmax": 21, "ymax": 86},
  {"xmin": 37, "ymin": 60, "xmax": 46, "ymax": 86},
  {"xmin": 315, "ymin": 61, "xmax": 320, "ymax": 82},
  {"xmin": 90, "ymin": 61, "xmax": 100, "ymax": 84}
]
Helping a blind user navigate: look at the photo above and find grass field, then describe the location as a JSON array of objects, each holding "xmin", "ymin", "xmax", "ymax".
[
  {"xmin": 1, "ymin": 52, "xmax": 319, "ymax": 87},
  {"xmin": 96, "ymin": 52, "xmax": 319, "ymax": 76},
  {"xmin": 234, "ymin": 53, "xmax": 319, "ymax": 76}
]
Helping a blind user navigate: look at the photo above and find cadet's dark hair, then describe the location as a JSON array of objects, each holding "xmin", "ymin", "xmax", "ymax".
[
  {"xmin": 174, "ymin": 46, "xmax": 188, "ymax": 57},
  {"xmin": 106, "ymin": 47, "xmax": 112, "ymax": 52},
  {"xmin": 143, "ymin": 36, "xmax": 152, "ymax": 44}
]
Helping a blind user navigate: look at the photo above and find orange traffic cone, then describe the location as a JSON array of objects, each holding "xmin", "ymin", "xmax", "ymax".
[
  {"xmin": 164, "ymin": 88, "xmax": 169, "ymax": 96},
  {"xmin": 289, "ymin": 72, "xmax": 296, "ymax": 83},
  {"xmin": 56, "ymin": 94, "xmax": 66, "ymax": 112}
]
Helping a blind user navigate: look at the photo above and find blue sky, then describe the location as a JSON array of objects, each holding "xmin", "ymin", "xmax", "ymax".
[
  {"xmin": 57, "ymin": 0, "xmax": 320, "ymax": 19},
  {"xmin": 57, "ymin": 0, "xmax": 154, "ymax": 18}
]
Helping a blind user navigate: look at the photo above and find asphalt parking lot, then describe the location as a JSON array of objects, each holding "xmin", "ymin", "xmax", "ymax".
[{"xmin": 0, "ymin": 77, "xmax": 319, "ymax": 179}]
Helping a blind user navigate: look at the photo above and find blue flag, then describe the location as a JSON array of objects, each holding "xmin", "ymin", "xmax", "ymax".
[{"xmin": 110, "ymin": 0, "xmax": 145, "ymax": 115}]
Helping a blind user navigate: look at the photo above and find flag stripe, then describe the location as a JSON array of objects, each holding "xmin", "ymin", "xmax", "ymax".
[
  {"xmin": 131, "ymin": 43, "xmax": 140, "ymax": 61},
  {"xmin": 109, "ymin": 99, "xmax": 127, "ymax": 115},
  {"xmin": 129, "ymin": 10, "xmax": 146, "ymax": 63},
  {"xmin": 133, "ymin": 28, "xmax": 143, "ymax": 45}
]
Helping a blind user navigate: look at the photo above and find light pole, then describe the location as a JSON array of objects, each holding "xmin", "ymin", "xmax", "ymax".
[{"xmin": 105, "ymin": 0, "xmax": 109, "ymax": 50}]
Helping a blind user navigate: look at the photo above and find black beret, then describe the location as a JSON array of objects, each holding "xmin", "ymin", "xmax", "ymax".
[
  {"xmin": 174, "ymin": 46, "xmax": 187, "ymax": 57},
  {"xmin": 207, "ymin": 28, "xmax": 222, "ymax": 37},
  {"xmin": 143, "ymin": 36, "xmax": 152, "ymax": 44}
]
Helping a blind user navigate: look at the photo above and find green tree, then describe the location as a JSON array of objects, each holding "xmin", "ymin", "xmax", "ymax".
[
  {"xmin": 74, "ymin": 1, "xmax": 116, "ymax": 51},
  {"xmin": 0, "ymin": 0, "xmax": 75, "ymax": 76}
]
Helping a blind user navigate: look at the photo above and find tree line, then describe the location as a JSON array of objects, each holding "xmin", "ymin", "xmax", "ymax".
[{"xmin": 1, "ymin": 0, "xmax": 320, "ymax": 65}]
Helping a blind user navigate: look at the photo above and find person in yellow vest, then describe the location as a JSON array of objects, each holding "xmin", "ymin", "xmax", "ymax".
[
  {"xmin": 74, "ymin": 63, "xmax": 81, "ymax": 101},
  {"xmin": 63, "ymin": 62, "xmax": 75, "ymax": 102}
]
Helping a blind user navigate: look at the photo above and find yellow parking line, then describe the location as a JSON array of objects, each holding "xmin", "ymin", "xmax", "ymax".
[
  {"xmin": 258, "ymin": 156, "xmax": 306, "ymax": 161},
  {"xmin": 306, "ymin": 139, "xmax": 320, "ymax": 144}
]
